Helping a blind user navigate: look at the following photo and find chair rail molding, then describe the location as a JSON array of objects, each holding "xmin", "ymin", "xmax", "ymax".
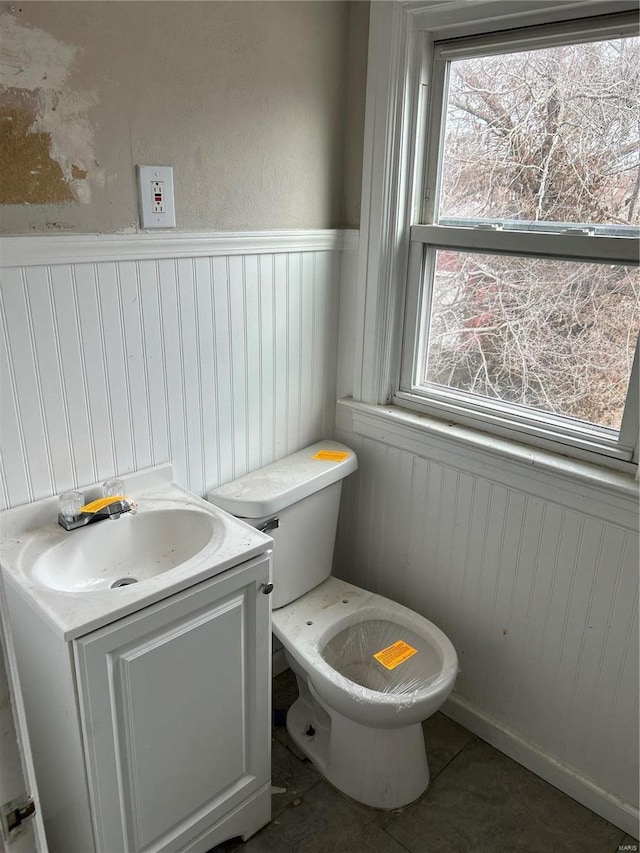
[{"xmin": 0, "ymin": 230, "xmax": 351, "ymax": 268}]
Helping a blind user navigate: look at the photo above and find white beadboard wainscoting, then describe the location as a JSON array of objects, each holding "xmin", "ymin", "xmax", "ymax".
[
  {"xmin": 334, "ymin": 399, "xmax": 639, "ymax": 835},
  {"xmin": 0, "ymin": 230, "xmax": 353, "ymax": 510}
]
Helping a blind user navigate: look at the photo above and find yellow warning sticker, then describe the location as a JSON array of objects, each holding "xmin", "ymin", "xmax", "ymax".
[
  {"xmin": 373, "ymin": 640, "xmax": 418, "ymax": 670},
  {"xmin": 80, "ymin": 496, "xmax": 126, "ymax": 514},
  {"xmin": 313, "ymin": 450, "xmax": 350, "ymax": 462}
]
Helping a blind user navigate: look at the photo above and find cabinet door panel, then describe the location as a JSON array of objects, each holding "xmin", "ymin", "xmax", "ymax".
[
  {"xmin": 74, "ymin": 556, "xmax": 271, "ymax": 853},
  {"xmin": 119, "ymin": 596, "xmax": 246, "ymax": 847}
]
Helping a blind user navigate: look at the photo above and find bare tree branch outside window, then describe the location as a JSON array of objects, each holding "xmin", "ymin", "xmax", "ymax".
[{"xmin": 424, "ymin": 37, "xmax": 640, "ymax": 431}]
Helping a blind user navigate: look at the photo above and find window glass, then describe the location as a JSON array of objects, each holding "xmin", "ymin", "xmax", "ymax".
[
  {"xmin": 424, "ymin": 251, "xmax": 640, "ymax": 431},
  {"xmin": 437, "ymin": 37, "xmax": 640, "ymax": 228}
]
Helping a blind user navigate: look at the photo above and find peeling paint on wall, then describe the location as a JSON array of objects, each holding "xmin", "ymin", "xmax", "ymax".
[{"xmin": 0, "ymin": 13, "xmax": 101, "ymax": 205}]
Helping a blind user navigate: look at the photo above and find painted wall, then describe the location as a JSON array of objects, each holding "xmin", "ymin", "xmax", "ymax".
[{"xmin": 0, "ymin": 1, "xmax": 368, "ymax": 234}]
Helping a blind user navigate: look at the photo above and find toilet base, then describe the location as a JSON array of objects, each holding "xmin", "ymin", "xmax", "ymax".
[{"xmin": 285, "ymin": 677, "xmax": 430, "ymax": 810}]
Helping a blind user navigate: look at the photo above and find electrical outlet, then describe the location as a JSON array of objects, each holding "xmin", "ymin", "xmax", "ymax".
[
  {"xmin": 151, "ymin": 181, "xmax": 165, "ymax": 213},
  {"xmin": 137, "ymin": 166, "xmax": 176, "ymax": 228}
]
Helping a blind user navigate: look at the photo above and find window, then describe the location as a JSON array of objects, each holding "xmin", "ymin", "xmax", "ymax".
[{"xmin": 398, "ymin": 13, "xmax": 639, "ymax": 468}]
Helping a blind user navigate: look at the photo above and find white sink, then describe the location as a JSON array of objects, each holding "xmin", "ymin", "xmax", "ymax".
[
  {"xmin": 31, "ymin": 508, "xmax": 220, "ymax": 592},
  {"xmin": 0, "ymin": 465, "xmax": 273, "ymax": 640}
]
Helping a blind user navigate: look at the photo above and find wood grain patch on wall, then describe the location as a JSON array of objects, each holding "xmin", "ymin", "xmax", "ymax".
[
  {"xmin": 0, "ymin": 12, "xmax": 99, "ymax": 205},
  {"xmin": 0, "ymin": 87, "xmax": 76, "ymax": 204}
]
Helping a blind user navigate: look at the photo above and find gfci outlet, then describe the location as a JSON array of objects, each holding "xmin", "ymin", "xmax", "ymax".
[
  {"xmin": 151, "ymin": 181, "xmax": 165, "ymax": 213},
  {"xmin": 137, "ymin": 166, "xmax": 176, "ymax": 228}
]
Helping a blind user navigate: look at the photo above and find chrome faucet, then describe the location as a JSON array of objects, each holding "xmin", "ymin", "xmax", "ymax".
[{"xmin": 58, "ymin": 479, "xmax": 134, "ymax": 531}]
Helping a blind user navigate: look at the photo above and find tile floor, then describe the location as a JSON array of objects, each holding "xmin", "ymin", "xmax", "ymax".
[{"xmin": 213, "ymin": 670, "xmax": 638, "ymax": 853}]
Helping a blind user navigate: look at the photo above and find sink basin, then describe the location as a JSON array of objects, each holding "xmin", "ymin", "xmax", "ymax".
[
  {"xmin": 31, "ymin": 508, "xmax": 220, "ymax": 592},
  {"xmin": 0, "ymin": 465, "xmax": 273, "ymax": 640}
]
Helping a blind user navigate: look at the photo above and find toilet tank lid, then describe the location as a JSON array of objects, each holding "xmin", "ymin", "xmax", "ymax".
[{"xmin": 207, "ymin": 441, "xmax": 358, "ymax": 518}]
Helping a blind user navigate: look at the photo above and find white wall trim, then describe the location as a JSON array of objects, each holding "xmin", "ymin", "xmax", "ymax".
[
  {"xmin": 443, "ymin": 694, "xmax": 640, "ymax": 838},
  {"xmin": 337, "ymin": 399, "xmax": 639, "ymax": 529},
  {"xmin": 0, "ymin": 230, "xmax": 355, "ymax": 268},
  {"xmin": 352, "ymin": 0, "xmax": 416, "ymax": 405},
  {"xmin": 342, "ymin": 230, "xmax": 360, "ymax": 252}
]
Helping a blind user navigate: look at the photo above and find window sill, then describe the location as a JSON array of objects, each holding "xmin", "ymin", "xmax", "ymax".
[{"xmin": 335, "ymin": 398, "xmax": 639, "ymax": 529}]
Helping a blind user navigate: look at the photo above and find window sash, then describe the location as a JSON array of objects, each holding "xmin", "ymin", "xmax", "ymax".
[
  {"xmin": 393, "ymin": 384, "xmax": 638, "ymax": 467},
  {"xmin": 421, "ymin": 12, "xmax": 640, "ymax": 227},
  {"xmin": 400, "ymin": 237, "xmax": 640, "ymax": 467},
  {"xmin": 432, "ymin": 11, "xmax": 638, "ymax": 62},
  {"xmin": 410, "ymin": 225, "xmax": 639, "ymax": 266}
]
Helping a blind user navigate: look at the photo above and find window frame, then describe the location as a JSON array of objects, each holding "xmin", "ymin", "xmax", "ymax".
[{"xmin": 394, "ymin": 8, "xmax": 640, "ymax": 470}]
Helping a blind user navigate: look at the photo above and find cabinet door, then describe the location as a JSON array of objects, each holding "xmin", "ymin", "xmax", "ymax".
[{"xmin": 74, "ymin": 555, "xmax": 271, "ymax": 853}]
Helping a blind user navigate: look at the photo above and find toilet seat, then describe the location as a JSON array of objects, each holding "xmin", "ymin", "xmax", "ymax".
[{"xmin": 272, "ymin": 577, "xmax": 458, "ymax": 727}]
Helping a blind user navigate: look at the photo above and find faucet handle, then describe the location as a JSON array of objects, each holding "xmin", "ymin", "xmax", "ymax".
[
  {"xmin": 102, "ymin": 478, "xmax": 126, "ymax": 498},
  {"xmin": 59, "ymin": 490, "xmax": 83, "ymax": 523}
]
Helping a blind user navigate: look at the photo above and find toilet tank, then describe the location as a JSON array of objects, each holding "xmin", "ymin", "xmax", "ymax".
[{"xmin": 207, "ymin": 442, "xmax": 357, "ymax": 609}]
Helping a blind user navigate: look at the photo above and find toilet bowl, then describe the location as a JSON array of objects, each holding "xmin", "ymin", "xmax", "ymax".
[
  {"xmin": 208, "ymin": 441, "xmax": 458, "ymax": 809},
  {"xmin": 272, "ymin": 576, "xmax": 458, "ymax": 808}
]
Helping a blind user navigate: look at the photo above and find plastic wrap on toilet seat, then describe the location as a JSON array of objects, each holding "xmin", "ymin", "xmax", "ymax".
[{"xmin": 319, "ymin": 615, "xmax": 457, "ymax": 698}]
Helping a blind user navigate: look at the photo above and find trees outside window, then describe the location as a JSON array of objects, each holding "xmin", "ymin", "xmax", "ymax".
[
  {"xmin": 426, "ymin": 252, "xmax": 638, "ymax": 430},
  {"xmin": 439, "ymin": 39, "xmax": 640, "ymax": 227}
]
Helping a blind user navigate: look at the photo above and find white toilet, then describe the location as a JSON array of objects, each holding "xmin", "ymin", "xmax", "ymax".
[{"xmin": 208, "ymin": 441, "xmax": 458, "ymax": 810}]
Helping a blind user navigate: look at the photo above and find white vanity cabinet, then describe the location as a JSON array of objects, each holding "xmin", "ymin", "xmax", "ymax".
[{"xmin": 5, "ymin": 553, "xmax": 272, "ymax": 853}]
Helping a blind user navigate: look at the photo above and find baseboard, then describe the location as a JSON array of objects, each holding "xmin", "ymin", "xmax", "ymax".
[{"xmin": 442, "ymin": 694, "xmax": 639, "ymax": 838}]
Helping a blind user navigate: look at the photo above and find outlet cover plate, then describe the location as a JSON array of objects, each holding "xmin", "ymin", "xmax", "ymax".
[{"xmin": 137, "ymin": 165, "xmax": 176, "ymax": 229}]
